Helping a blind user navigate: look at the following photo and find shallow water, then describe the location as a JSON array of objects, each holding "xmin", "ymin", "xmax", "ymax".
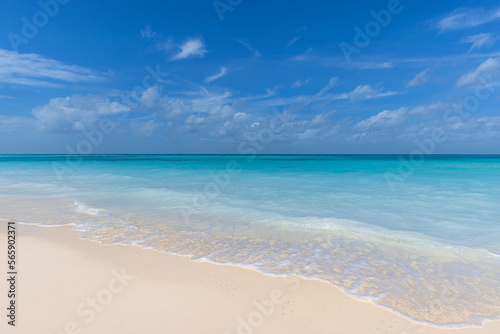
[{"xmin": 1, "ymin": 154, "xmax": 499, "ymax": 326}]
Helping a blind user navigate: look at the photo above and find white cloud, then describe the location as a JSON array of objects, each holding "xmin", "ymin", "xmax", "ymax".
[
  {"xmin": 0, "ymin": 95, "xmax": 14, "ymax": 99},
  {"xmin": 156, "ymin": 37, "xmax": 176, "ymax": 52},
  {"xmin": 408, "ymin": 102, "xmax": 447, "ymax": 116},
  {"xmin": 185, "ymin": 114, "xmax": 206, "ymax": 126},
  {"xmin": 0, "ymin": 49, "xmax": 103, "ymax": 87},
  {"xmin": 205, "ymin": 67, "xmax": 228, "ymax": 83},
  {"xmin": 32, "ymin": 95, "xmax": 129, "ymax": 133},
  {"xmin": 183, "ymin": 104, "xmax": 248, "ymax": 137},
  {"xmin": 354, "ymin": 107, "xmax": 407, "ymax": 131},
  {"xmin": 130, "ymin": 120, "xmax": 159, "ymax": 137},
  {"xmin": 406, "ymin": 69, "xmax": 430, "ymax": 88},
  {"xmin": 461, "ymin": 33, "xmax": 498, "ymax": 52},
  {"xmin": 438, "ymin": 116, "xmax": 500, "ymax": 141},
  {"xmin": 140, "ymin": 25, "xmax": 159, "ymax": 39},
  {"xmin": 191, "ymin": 90, "xmax": 232, "ymax": 113},
  {"xmin": 291, "ymin": 78, "xmax": 310, "ymax": 88},
  {"xmin": 140, "ymin": 86, "xmax": 160, "ymax": 108},
  {"xmin": 233, "ymin": 112, "xmax": 251, "ymax": 121},
  {"xmin": 350, "ymin": 100, "xmax": 500, "ymax": 145},
  {"xmin": 160, "ymin": 97, "xmax": 192, "ymax": 120},
  {"xmin": 438, "ymin": 7, "xmax": 500, "ymax": 31},
  {"xmin": 348, "ymin": 85, "xmax": 397, "ymax": 102},
  {"xmin": 170, "ymin": 38, "xmax": 207, "ymax": 61},
  {"xmin": 456, "ymin": 57, "xmax": 500, "ymax": 86}
]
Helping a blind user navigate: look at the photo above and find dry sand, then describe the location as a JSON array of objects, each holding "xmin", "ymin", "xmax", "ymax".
[{"xmin": 0, "ymin": 222, "xmax": 499, "ymax": 334}]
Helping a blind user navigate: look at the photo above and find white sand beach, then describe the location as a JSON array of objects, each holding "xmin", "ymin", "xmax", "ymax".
[{"xmin": 0, "ymin": 222, "xmax": 499, "ymax": 334}]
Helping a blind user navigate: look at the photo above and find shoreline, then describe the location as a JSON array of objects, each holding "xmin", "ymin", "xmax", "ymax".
[{"xmin": 0, "ymin": 222, "xmax": 499, "ymax": 333}]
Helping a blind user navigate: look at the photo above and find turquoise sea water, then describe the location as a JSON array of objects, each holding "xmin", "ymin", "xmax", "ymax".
[{"xmin": 0, "ymin": 155, "xmax": 499, "ymax": 326}]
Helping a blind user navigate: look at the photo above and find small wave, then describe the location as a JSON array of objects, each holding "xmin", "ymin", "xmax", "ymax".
[
  {"xmin": 254, "ymin": 216, "xmax": 500, "ymax": 260},
  {"xmin": 74, "ymin": 202, "xmax": 102, "ymax": 215},
  {"xmin": 2, "ymin": 195, "xmax": 500, "ymax": 327}
]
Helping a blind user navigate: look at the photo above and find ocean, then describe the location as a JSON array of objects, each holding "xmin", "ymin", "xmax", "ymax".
[{"xmin": 0, "ymin": 154, "xmax": 499, "ymax": 326}]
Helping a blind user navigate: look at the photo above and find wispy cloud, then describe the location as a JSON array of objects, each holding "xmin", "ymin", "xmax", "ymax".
[
  {"xmin": 292, "ymin": 50, "xmax": 395, "ymax": 70},
  {"xmin": 350, "ymin": 61, "xmax": 395, "ymax": 70},
  {"xmin": 437, "ymin": 7, "xmax": 500, "ymax": 31},
  {"xmin": 292, "ymin": 47, "xmax": 313, "ymax": 62},
  {"xmin": 461, "ymin": 33, "xmax": 498, "ymax": 52},
  {"xmin": 354, "ymin": 107, "xmax": 407, "ymax": 131},
  {"xmin": 407, "ymin": 102, "xmax": 448, "ymax": 116},
  {"xmin": 287, "ymin": 37, "xmax": 300, "ymax": 48},
  {"xmin": 0, "ymin": 95, "xmax": 15, "ymax": 99},
  {"xmin": 456, "ymin": 57, "xmax": 500, "ymax": 86},
  {"xmin": 0, "ymin": 49, "xmax": 103, "ymax": 88},
  {"xmin": 205, "ymin": 67, "xmax": 228, "ymax": 83},
  {"xmin": 140, "ymin": 25, "xmax": 160, "ymax": 39},
  {"xmin": 190, "ymin": 89, "xmax": 233, "ymax": 113},
  {"xmin": 291, "ymin": 78, "xmax": 310, "ymax": 88},
  {"xmin": 170, "ymin": 38, "xmax": 207, "ymax": 61},
  {"xmin": 235, "ymin": 39, "xmax": 261, "ymax": 57},
  {"xmin": 315, "ymin": 77, "xmax": 339, "ymax": 98},
  {"xmin": 246, "ymin": 77, "xmax": 337, "ymax": 110},
  {"xmin": 348, "ymin": 85, "xmax": 397, "ymax": 102},
  {"xmin": 406, "ymin": 69, "xmax": 430, "ymax": 88}
]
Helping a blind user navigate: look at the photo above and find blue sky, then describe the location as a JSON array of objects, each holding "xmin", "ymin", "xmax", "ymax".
[{"xmin": 1, "ymin": 0, "xmax": 500, "ymax": 153}]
